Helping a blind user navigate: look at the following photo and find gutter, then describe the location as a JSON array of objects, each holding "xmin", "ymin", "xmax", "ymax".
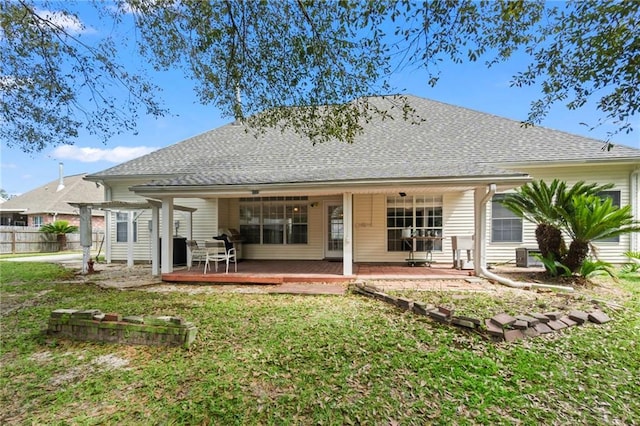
[
  {"xmin": 631, "ymin": 168, "xmax": 640, "ymax": 253},
  {"xmin": 130, "ymin": 175, "xmax": 532, "ymax": 198},
  {"xmin": 475, "ymin": 184, "xmax": 574, "ymax": 292}
]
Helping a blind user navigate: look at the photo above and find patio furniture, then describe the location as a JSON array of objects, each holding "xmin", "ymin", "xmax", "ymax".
[
  {"xmin": 186, "ymin": 240, "xmax": 207, "ymax": 270},
  {"xmin": 451, "ymin": 235, "xmax": 474, "ymax": 269},
  {"xmin": 204, "ymin": 239, "xmax": 237, "ymax": 274},
  {"xmin": 213, "ymin": 234, "xmax": 238, "ymax": 273}
]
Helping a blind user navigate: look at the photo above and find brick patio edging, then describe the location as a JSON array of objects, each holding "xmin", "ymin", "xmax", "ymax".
[
  {"xmin": 351, "ymin": 283, "xmax": 611, "ymax": 342},
  {"xmin": 46, "ymin": 309, "xmax": 197, "ymax": 348}
]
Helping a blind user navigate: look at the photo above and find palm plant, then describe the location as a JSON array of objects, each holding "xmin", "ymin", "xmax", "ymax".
[
  {"xmin": 500, "ymin": 180, "xmax": 566, "ymax": 262},
  {"xmin": 39, "ymin": 220, "xmax": 78, "ymax": 251},
  {"xmin": 560, "ymin": 195, "xmax": 640, "ymax": 272},
  {"xmin": 500, "ymin": 180, "xmax": 613, "ymax": 265}
]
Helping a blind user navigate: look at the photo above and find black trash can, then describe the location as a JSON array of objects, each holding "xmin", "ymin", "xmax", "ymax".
[{"xmin": 159, "ymin": 237, "xmax": 187, "ymax": 266}]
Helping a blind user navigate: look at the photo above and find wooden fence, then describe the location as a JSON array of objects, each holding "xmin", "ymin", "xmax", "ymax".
[{"xmin": 0, "ymin": 226, "xmax": 105, "ymax": 255}]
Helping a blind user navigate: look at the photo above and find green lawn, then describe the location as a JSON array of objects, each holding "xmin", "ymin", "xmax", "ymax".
[{"xmin": 1, "ymin": 262, "xmax": 638, "ymax": 424}]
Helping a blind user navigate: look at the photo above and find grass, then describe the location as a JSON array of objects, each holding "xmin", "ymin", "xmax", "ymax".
[{"xmin": 1, "ymin": 262, "xmax": 638, "ymax": 424}]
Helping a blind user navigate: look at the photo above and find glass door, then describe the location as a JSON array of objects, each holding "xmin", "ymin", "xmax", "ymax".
[{"xmin": 324, "ymin": 203, "xmax": 343, "ymax": 258}]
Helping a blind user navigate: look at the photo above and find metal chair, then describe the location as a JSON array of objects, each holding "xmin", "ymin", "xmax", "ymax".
[
  {"xmin": 204, "ymin": 240, "xmax": 227, "ymax": 274},
  {"xmin": 213, "ymin": 234, "xmax": 237, "ymax": 273},
  {"xmin": 186, "ymin": 240, "xmax": 207, "ymax": 270}
]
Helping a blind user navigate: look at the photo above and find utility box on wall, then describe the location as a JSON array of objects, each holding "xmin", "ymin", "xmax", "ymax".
[{"xmin": 515, "ymin": 247, "xmax": 542, "ymax": 267}]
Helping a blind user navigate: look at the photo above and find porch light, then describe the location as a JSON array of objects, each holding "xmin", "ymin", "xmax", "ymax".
[{"xmin": 399, "ymin": 192, "xmax": 407, "ymax": 197}]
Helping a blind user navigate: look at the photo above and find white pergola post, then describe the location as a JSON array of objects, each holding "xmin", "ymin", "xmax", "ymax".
[
  {"xmin": 185, "ymin": 212, "xmax": 193, "ymax": 268},
  {"xmin": 79, "ymin": 205, "xmax": 92, "ymax": 274},
  {"xmin": 151, "ymin": 205, "xmax": 160, "ymax": 276},
  {"xmin": 161, "ymin": 198, "xmax": 174, "ymax": 274},
  {"xmin": 126, "ymin": 211, "xmax": 134, "ymax": 267},
  {"xmin": 342, "ymin": 192, "xmax": 353, "ymax": 276},
  {"xmin": 105, "ymin": 210, "xmax": 112, "ymax": 264}
]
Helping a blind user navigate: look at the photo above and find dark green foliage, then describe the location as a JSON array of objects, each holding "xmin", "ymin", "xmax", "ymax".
[
  {"xmin": 2, "ymin": 1, "xmax": 638, "ymax": 152},
  {"xmin": 560, "ymin": 195, "xmax": 640, "ymax": 272},
  {"xmin": 501, "ymin": 179, "xmax": 616, "ymax": 274},
  {"xmin": 39, "ymin": 221, "xmax": 78, "ymax": 251}
]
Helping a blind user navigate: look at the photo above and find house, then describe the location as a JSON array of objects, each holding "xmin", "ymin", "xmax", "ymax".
[
  {"xmin": 0, "ymin": 166, "xmax": 105, "ymax": 230},
  {"xmin": 84, "ymin": 95, "xmax": 640, "ymax": 277}
]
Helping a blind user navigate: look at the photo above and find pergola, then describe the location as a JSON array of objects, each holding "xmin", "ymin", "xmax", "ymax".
[{"xmin": 70, "ymin": 200, "xmax": 197, "ymax": 275}]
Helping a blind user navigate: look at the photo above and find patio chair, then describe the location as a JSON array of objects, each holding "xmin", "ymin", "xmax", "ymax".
[
  {"xmin": 213, "ymin": 234, "xmax": 238, "ymax": 273},
  {"xmin": 186, "ymin": 240, "xmax": 207, "ymax": 270},
  {"xmin": 204, "ymin": 241, "xmax": 232, "ymax": 274}
]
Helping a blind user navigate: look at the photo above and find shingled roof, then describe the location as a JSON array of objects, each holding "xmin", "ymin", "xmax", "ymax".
[
  {"xmin": 0, "ymin": 174, "xmax": 104, "ymax": 215},
  {"xmin": 86, "ymin": 95, "xmax": 640, "ymax": 188}
]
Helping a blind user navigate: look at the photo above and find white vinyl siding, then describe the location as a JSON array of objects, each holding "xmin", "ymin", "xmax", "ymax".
[
  {"xmin": 102, "ymin": 160, "xmax": 637, "ymax": 266},
  {"xmin": 597, "ymin": 190, "xmax": 621, "ymax": 243},
  {"xmin": 107, "ymin": 182, "xmax": 218, "ymax": 262}
]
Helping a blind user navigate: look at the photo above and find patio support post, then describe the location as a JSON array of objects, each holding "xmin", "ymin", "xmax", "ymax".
[
  {"xmin": 105, "ymin": 210, "xmax": 112, "ymax": 264},
  {"xmin": 79, "ymin": 205, "xmax": 92, "ymax": 274},
  {"xmin": 104, "ymin": 185, "xmax": 112, "ymax": 264},
  {"xmin": 343, "ymin": 192, "xmax": 353, "ymax": 276},
  {"xmin": 161, "ymin": 198, "xmax": 174, "ymax": 274},
  {"xmin": 126, "ymin": 210, "xmax": 134, "ymax": 267},
  {"xmin": 631, "ymin": 168, "xmax": 639, "ymax": 253},
  {"xmin": 151, "ymin": 206, "xmax": 160, "ymax": 276}
]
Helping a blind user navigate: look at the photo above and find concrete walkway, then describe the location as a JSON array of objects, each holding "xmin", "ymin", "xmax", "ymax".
[{"xmin": 3, "ymin": 253, "xmax": 85, "ymax": 264}]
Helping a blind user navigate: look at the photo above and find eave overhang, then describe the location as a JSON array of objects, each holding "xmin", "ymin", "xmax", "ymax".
[{"xmin": 129, "ymin": 174, "xmax": 532, "ymax": 198}]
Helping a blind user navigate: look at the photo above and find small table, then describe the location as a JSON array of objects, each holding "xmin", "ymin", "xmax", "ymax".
[{"xmin": 403, "ymin": 236, "xmax": 443, "ymax": 267}]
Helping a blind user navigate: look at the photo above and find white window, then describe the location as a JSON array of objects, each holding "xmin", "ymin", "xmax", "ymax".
[
  {"xmin": 598, "ymin": 190, "xmax": 621, "ymax": 243},
  {"xmin": 239, "ymin": 197, "xmax": 308, "ymax": 244},
  {"xmin": 116, "ymin": 212, "xmax": 137, "ymax": 243},
  {"xmin": 387, "ymin": 195, "xmax": 443, "ymax": 252},
  {"xmin": 491, "ymin": 194, "xmax": 523, "ymax": 243},
  {"xmin": 32, "ymin": 216, "xmax": 43, "ymax": 227}
]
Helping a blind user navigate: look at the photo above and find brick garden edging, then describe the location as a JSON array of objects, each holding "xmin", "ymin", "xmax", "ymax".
[
  {"xmin": 351, "ymin": 283, "xmax": 611, "ymax": 342},
  {"xmin": 46, "ymin": 309, "xmax": 197, "ymax": 348}
]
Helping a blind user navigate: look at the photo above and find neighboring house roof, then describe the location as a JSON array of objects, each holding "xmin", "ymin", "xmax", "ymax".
[
  {"xmin": 0, "ymin": 174, "xmax": 104, "ymax": 216},
  {"xmin": 86, "ymin": 95, "xmax": 640, "ymax": 189}
]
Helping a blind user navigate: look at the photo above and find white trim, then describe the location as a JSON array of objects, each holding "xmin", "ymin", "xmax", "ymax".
[
  {"xmin": 343, "ymin": 192, "xmax": 353, "ymax": 276},
  {"xmin": 151, "ymin": 206, "xmax": 160, "ymax": 276},
  {"xmin": 631, "ymin": 168, "xmax": 640, "ymax": 253},
  {"xmin": 161, "ymin": 198, "xmax": 174, "ymax": 274}
]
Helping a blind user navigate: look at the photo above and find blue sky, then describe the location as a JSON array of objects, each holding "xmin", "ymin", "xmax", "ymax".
[{"xmin": 1, "ymin": 3, "xmax": 638, "ymax": 196}]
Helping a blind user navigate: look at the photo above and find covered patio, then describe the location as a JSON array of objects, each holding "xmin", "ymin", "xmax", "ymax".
[{"xmin": 161, "ymin": 260, "xmax": 472, "ymax": 284}]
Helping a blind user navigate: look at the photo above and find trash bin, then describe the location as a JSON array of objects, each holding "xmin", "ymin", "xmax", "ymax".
[{"xmin": 159, "ymin": 237, "xmax": 187, "ymax": 266}]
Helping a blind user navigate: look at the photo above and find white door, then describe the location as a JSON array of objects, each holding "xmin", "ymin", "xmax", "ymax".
[{"xmin": 324, "ymin": 203, "xmax": 344, "ymax": 259}]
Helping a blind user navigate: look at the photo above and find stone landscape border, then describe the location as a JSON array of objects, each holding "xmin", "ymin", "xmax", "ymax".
[
  {"xmin": 351, "ymin": 283, "xmax": 611, "ymax": 342},
  {"xmin": 46, "ymin": 309, "xmax": 197, "ymax": 348}
]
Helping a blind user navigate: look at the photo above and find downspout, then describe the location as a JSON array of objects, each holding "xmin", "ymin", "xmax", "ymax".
[
  {"xmin": 630, "ymin": 168, "xmax": 639, "ymax": 253},
  {"xmin": 104, "ymin": 183, "xmax": 112, "ymax": 264},
  {"xmin": 475, "ymin": 184, "xmax": 574, "ymax": 292}
]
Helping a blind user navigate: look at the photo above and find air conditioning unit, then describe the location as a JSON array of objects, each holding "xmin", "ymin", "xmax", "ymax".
[{"xmin": 515, "ymin": 247, "xmax": 542, "ymax": 267}]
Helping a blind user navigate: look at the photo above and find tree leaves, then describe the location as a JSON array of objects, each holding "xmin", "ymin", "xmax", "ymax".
[{"xmin": 2, "ymin": 0, "xmax": 638, "ymax": 152}]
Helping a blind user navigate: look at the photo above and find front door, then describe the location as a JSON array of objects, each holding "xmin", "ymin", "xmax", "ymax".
[{"xmin": 324, "ymin": 203, "xmax": 344, "ymax": 259}]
